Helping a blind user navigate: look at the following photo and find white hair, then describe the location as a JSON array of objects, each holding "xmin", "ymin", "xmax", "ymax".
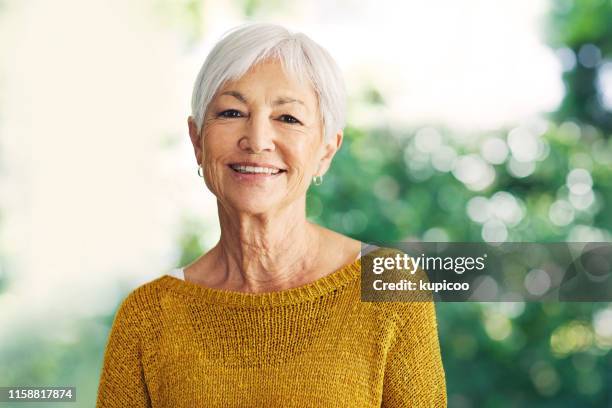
[{"xmin": 190, "ymin": 23, "xmax": 346, "ymax": 143}]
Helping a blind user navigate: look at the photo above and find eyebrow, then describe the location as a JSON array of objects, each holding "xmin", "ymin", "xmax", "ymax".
[
  {"xmin": 220, "ymin": 91, "xmax": 247, "ymax": 104},
  {"xmin": 272, "ymin": 96, "xmax": 305, "ymax": 107},
  {"xmin": 220, "ymin": 91, "xmax": 305, "ymax": 107}
]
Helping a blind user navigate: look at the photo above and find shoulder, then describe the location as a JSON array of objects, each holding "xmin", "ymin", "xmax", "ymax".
[
  {"xmin": 120, "ymin": 275, "xmax": 167, "ymax": 305},
  {"xmin": 363, "ymin": 295, "xmax": 438, "ymax": 330},
  {"xmin": 110, "ymin": 275, "xmax": 170, "ymax": 329}
]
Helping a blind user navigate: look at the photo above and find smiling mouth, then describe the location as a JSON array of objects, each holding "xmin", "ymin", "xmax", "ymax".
[{"xmin": 228, "ymin": 164, "xmax": 287, "ymax": 175}]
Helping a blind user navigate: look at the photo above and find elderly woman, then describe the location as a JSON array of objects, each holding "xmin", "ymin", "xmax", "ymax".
[{"xmin": 96, "ymin": 23, "xmax": 446, "ymax": 407}]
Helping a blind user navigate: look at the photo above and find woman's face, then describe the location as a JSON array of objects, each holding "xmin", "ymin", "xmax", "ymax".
[{"xmin": 189, "ymin": 60, "xmax": 341, "ymax": 216}]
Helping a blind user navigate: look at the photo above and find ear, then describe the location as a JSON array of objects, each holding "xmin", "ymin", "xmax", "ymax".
[
  {"xmin": 316, "ymin": 129, "xmax": 344, "ymax": 177},
  {"xmin": 188, "ymin": 116, "xmax": 203, "ymax": 165}
]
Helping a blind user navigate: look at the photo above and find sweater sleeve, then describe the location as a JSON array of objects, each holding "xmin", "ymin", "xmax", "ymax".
[
  {"xmin": 381, "ymin": 301, "xmax": 447, "ymax": 408},
  {"xmin": 96, "ymin": 292, "xmax": 152, "ymax": 408}
]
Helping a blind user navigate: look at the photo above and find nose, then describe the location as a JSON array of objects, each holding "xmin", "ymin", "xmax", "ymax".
[{"xmin": 239, "ymin": 112, "xmax": 275, "ymax": 153}]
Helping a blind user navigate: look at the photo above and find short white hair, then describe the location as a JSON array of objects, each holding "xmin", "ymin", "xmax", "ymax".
[{"xmin": 190, "ymin": 23, "xmax": 346, "ymax": 143}]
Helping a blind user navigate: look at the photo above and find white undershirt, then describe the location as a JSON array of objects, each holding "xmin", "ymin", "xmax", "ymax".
[{"xmin": 168, "ymin": 245, "xmax": 379, "ymax": 281}]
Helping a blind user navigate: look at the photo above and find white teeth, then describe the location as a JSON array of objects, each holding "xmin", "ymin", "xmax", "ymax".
[{"xmin": 231, "ymin": 165, "xmax": 280, "ymax": 175}]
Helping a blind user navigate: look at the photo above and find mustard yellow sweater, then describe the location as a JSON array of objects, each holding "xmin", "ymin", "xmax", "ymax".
[{"xmin": 96, "ymin": 248, "xmax": 446, "ymax": 407}]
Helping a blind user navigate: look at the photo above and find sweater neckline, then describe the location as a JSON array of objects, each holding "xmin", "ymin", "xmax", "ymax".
[{"xmin": 162, "ymin": 257, "xmax": 362, "ymax": 307}]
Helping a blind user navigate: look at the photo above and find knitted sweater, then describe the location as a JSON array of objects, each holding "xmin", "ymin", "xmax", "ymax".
[{"xmin": 96, "ymin": 248, "xmax": 447, "ymax": 407}]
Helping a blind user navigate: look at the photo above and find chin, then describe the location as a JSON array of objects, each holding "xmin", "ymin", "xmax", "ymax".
[{"xmin": 226, "ymin": 197, "xmax": 282, "ymax": 216}]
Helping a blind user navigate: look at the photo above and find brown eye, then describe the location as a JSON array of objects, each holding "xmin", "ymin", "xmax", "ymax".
[
  {"xmin": 279, "ymin": 114, "xmax": 301, "ymax": 125},
  {"xmin": 218, "ymin": 109, "xmax": 243, "ymax": 118}
]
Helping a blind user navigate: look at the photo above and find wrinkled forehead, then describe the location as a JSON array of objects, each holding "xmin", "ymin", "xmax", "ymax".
[{"xmin": 223, "ymin": 61, "xmax": 315, "ymax": 96}]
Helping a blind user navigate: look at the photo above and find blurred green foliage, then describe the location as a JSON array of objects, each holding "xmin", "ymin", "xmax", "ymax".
[
  {"xmin": 309, "ymin": 122, "xmax": 612, "ymax": 242},
  {"xmin": 546, "ymin": 0, "xmax": 612, "ymax": 133},
  {"xmin": 0, "ymin": 320, "xmax": 109, "ymax": 408}
]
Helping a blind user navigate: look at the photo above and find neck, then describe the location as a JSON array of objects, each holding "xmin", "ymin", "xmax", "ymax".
[{"xmin": 211, "ymin": 200, "xmax": 321, "ymax": 293}]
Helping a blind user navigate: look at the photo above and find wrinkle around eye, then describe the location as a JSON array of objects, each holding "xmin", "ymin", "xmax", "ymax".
[
  {"xmin": 217, "ymin": 109, "xmax": 245, "ymax": 118},
  {"xmin": 277, "ymin": 114, "xmax": 302, "ymax": 125}
]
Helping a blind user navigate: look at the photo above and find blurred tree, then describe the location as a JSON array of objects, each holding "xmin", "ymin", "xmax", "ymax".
[{"xmin": 546, "ymin": 0, "xmax": 612, "ymax": 134}]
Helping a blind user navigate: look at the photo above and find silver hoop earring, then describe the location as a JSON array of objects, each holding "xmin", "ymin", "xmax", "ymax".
[
  {"xmin": 197, "ymin": 164, "xmax": 204, "ymax": 177},
  {"xmin": 312, "ymin": 175, "xmax": 323, "ymax": 186}
]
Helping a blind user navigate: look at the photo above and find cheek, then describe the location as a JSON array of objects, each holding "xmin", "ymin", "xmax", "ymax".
[
  {"xmin": 202, "ymin": 125, "xmax": 236, "ymax": 161},
  {"xmin": 282, "ymin": 142, "xmax": 321, "ymax": 192},
  {"xmin": 293, "ymin": 141, "xmax": 320, "ymax": 172},
  {"xmin": 199, "ymin": 128, "xmax": 236, "ymax": 192}
]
